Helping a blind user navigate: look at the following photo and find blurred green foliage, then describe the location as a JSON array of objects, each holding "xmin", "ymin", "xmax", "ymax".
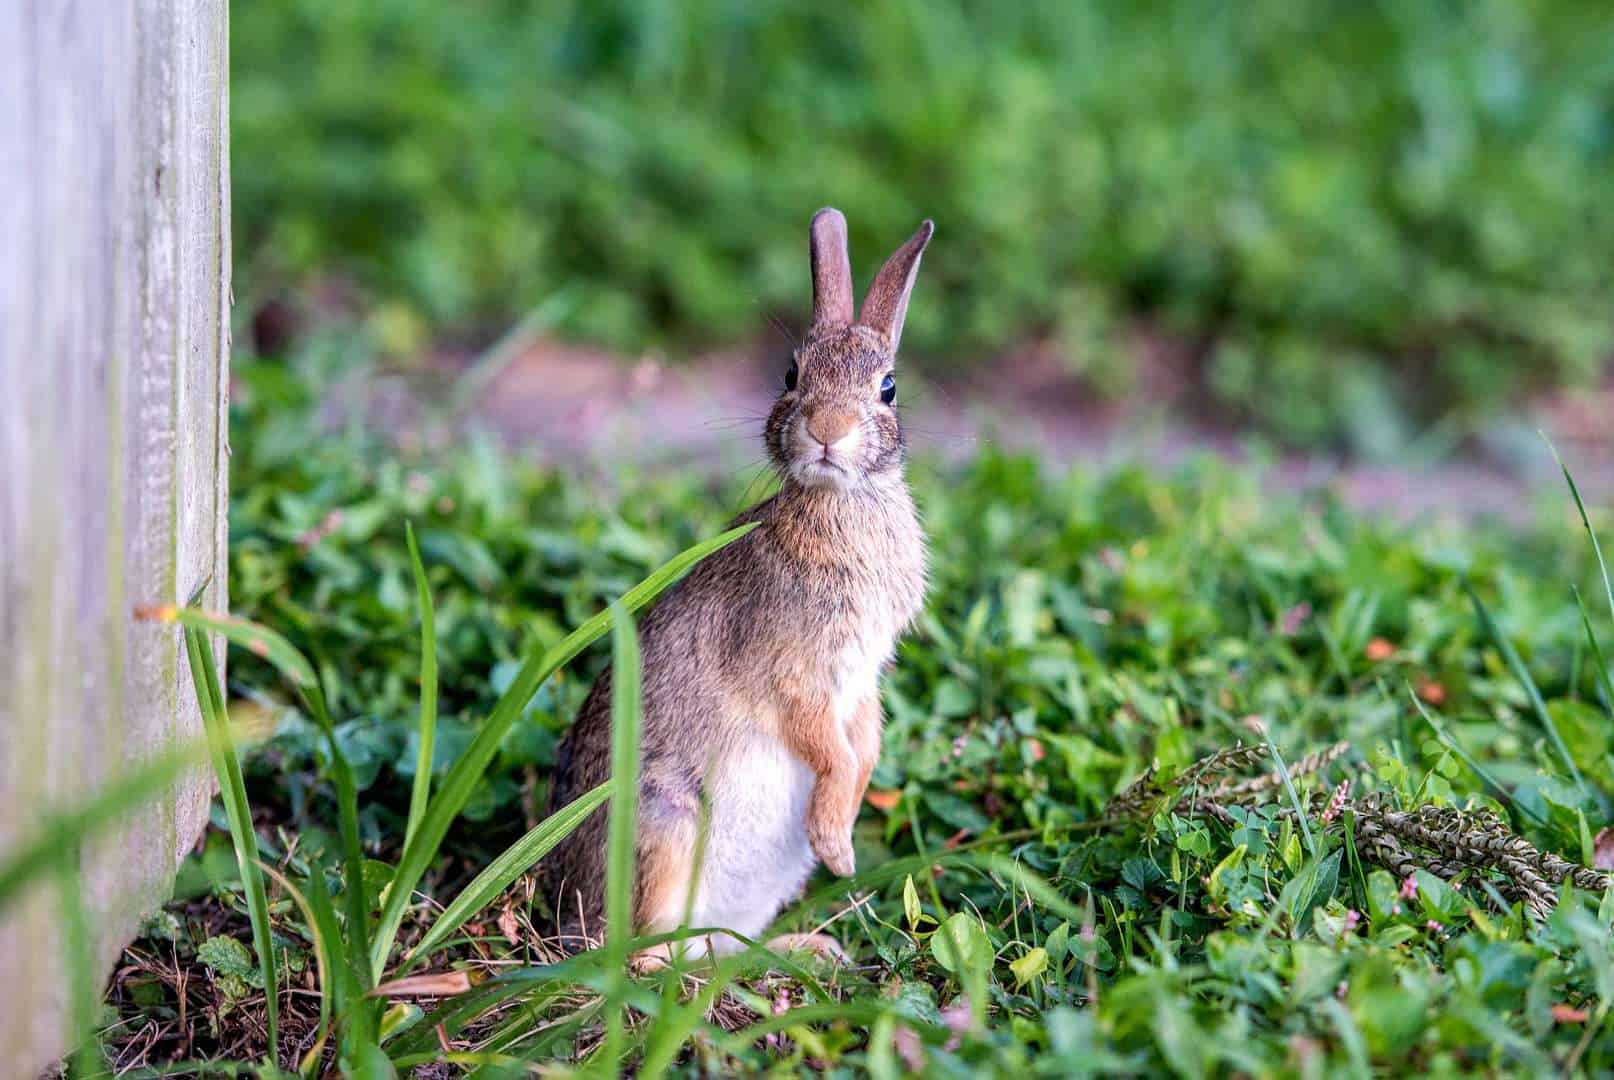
[{"xmin": 234, "ymin": 0, "xmax": 1614, "ymax": 446}]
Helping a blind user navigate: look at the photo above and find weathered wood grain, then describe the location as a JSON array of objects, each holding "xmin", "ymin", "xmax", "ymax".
[{"xmin": 0, "ymin": 1, "xmax": 229, "ymax": 1072}]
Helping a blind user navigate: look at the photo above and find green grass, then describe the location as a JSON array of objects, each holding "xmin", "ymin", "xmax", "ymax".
[
  {"xmin": 53, "ymin": 358, "xmax": 1614, "ymax": 1075},
  {"xmin": 234, "ymin": 0, "xmax": 1614, "ymax": 447}
]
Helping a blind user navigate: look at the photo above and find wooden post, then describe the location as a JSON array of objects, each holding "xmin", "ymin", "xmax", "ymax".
[{"xmin": 0, "ymin": 1, "xmax": 229, "ymax": 1070}]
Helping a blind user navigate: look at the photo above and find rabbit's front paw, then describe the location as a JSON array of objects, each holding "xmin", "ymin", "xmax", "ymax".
[{"xmin": 810, "ymin": 819, "xmax": 856, "ymax": 877}]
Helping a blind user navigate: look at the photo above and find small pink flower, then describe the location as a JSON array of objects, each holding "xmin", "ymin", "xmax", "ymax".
[
  {"xmin": 1400, "ymin": 874, "xmax": 1418, "ymax": 900},
  {"xmin": 1335, "ymin": 980, "xmax": 1349, "ymax": 1000},
  {"xmin": 1426, "ymin": 920, "xmax": 1443, "ymax": 933},
  {"xmin": 1279, "ymin": 602, "xmax": 1312, "ymax": 637},
  {"xmin": 1320, "ymin": 779, "xmax": 1350, "ymax": 823},
  {"xmin": 763, "ymin": 990, "xmax": 791, "ymax": 1050},
  {"xmin": 951, "ymin": 735, "xmax": 966, "ymax": 759},
  {"xmin": 1343, "ymin": 909, "xmax": 1361, "ymax": 932},
  {"xmin": 893, "ymin": 1026, "xmax": 925, "ymax": 1072},
  {"xmin": 296, "ymin": 508, "xmax": 345, "ymax": 550},
  {"xmin": 940, "ymin": 999, "xmax": 973, "ymax": 1034},
  {"xmin": 938, "ymin": 998, "xmax": 973, "ymax": 1051}
]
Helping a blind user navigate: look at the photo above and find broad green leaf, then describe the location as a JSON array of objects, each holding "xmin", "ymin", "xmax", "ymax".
[
  {"xmin": 1207, "ymin": 843, "xmax": 1248, "ymax": 901},
  {"xmin": 930, "ymin": 912, "xmax": 991, "ymax": 975},
  {"xmin": 1010, "ymin": 946, "xmax": 1049, "ymax": 988},
  {"xmin": 1045, "ymin": 921, "xmax": 1071, "ymax": 969}
]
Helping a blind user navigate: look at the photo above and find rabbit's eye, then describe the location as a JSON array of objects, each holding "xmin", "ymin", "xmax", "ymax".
[
  {"xmin": 879, "ymin": 373, "xmax": 896, "ymax": 405},
  {"xmin": 784, "ymin": 362, "xmax": 798, "ymax": 392}
]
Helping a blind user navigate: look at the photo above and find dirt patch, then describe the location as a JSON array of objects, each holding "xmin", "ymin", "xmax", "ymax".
[{"xmin": 462, "ymin": 338, "xmax": 1612, "ymax": 523}]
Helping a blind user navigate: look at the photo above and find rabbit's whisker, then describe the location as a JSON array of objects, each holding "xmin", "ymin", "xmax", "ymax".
[{"xmin": 766, "ymin": 314, "xmax": 800, "ymax": 349}]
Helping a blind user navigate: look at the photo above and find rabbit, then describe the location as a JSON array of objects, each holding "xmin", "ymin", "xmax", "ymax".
[{"xmin": 544, "ymin": 208, "xmax": 932, "ymax": 959}]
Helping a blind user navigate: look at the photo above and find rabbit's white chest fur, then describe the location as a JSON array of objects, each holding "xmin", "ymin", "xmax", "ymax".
[
  {"xmin": 691, "ymin": 737, "xmax": 819, "ymax": 949},
  {"xmin": 689, "ymin": 608, "xmax": 904, "ymax": 950},
  {"xmin": 829, "ymin": 608, "xmax": 901, "ymax": 722}
]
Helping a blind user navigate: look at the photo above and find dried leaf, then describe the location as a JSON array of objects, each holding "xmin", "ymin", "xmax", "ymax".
[
  {"xmin": 497, "ymin": 902, "xmax": 522, "ymax": 946},
  {"xmin": 371, "ymin": 971, "xmax": 474, "ymax": 998}
]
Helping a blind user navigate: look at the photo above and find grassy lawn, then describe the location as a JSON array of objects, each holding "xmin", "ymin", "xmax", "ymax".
[{"xmin": 86, "ymin": 358, "xmax": 1614, "ymax": 1076}]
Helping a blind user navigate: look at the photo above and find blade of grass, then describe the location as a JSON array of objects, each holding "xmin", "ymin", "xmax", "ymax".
[
  {"xmin": 183, "ymin": 624, "xmax": 280, "ymax": 1064},
  {"xmin": 54, "ymin": 846, "xmax": 103, "ymax": 1078},
  {"xmin": 1407, "ymin": 685, "xmax": 1548, "ymax": 828},
  {"xmin": 785, "ymin": 820, "xmax": 1114, "ymax": 920},
  {"xmin": 370, "ymin": 523, "xmax": 754, "ymax": 975},
  {"xmin": 147, "ymin": 599, "xmax": 378, "ymax": 991},
  {"xmin": 257, "ymin": 861, "xmax": 334, "ymax": 1071},
  {"xmin": 303, "ymin": 856, "xmax": 378, "ymax": 1062},
  {"xmin": 715, "ymin": 1001, "xmax": 948, "ymax": 1056},
  {"xmin": 404, "ymin": 522, "xmax": 439, "ymax": 852},
  {"xmin": 1546, "ymin": 435, "xmax": 1614, "ymax": 620},
  {"xmin": 396, "ymin": 926, "xmax": 824, "ymax": 1062},
  {"xmin": 476, "ymin": 983, "xmax": 578, "ymax": 1055},
  {"xmin": 1465, "ymin": 580, "xmax": 1588, "ymax": 798},
  {"xmin": 971, "ymin": 854, "xmax": 1090, "ymax": 926},
  {"xmin": 601, "ymin": 602, "xmax": 642, "ymax": 1074},
  {"xmin": 0, "ymin": 740, "xmax": 204, "ymax": 911},
  {"xmin": 1573, "ymin": 586, "xmax": 1614, "ymax": 719},
  {"xmin": 305, "ymin": 692, "xmax": 377, "ymax": 995},
  {"xmin": 1549, "ymin": 437, "xmax": 1614, "ymax": 717},
  {"xmin": 402, "ymin": 783, "xmax": 610, "ymax": 969},
  {"xmin": 634, "ymin": 938, "xmax": 829, "ymax": 1077},
  {"xmin": 157, "ymin": 606, "xmax": 316, "ymax": 688},
  {"xmin": 638, "ymin": 954, "xmax": 752, "ymax": 1078},
  {"xmin": 1261, "ymin": 732, "xmax": 1315, "ymax": 859},
  {"xmin": 905, "ymin": 786, "xmax": 949, "ymax": 918},
  {"xmin": 391, "ymin": 959, "xmax": 603, "ymax": 1057}
]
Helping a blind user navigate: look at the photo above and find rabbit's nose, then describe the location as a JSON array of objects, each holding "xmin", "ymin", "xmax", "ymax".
[{"xmin": 805, "ymin": 409, "xmax": 858, "ymax": 448}]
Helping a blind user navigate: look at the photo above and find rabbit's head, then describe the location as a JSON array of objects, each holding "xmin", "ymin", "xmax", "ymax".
[{"xmin": 765, "ymin": 209, "xmax": 933, "ymax": 492}]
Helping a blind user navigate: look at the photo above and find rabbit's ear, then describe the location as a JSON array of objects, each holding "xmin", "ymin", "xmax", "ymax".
[
  {"xmin": 858, "ymin": 219, "xmax": 933, "ymax": 355},
  {"xmin": 809, "ymin": 208, "xmax": 855, "ymax": 337}
]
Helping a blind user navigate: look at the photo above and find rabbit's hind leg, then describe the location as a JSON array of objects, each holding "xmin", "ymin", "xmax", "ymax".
[
  {"xmin": 766, "ymin": 932, "xmax": 848, "ymax": 963},
  {"xmin": 631, "ymin": 811, "xmax": 701, "ymax": 966}
]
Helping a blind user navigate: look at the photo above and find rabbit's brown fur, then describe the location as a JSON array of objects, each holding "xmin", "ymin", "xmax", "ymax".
[{"xmin": 545, "ymin": 209, "xmax": 932, "ymax": 954}]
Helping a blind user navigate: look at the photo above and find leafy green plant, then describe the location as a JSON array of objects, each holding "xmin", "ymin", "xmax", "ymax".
[
  {"xmin": 94, "ymin": 360, "xmax": 1614, "ymax": 1074},
  {"xmin": 234, "ymin": 0, "xmax": 1614, "ymax": 445},
  {"xmin": 138, "ymin": 520, "xmax": 749, "ymax": 1072}
]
